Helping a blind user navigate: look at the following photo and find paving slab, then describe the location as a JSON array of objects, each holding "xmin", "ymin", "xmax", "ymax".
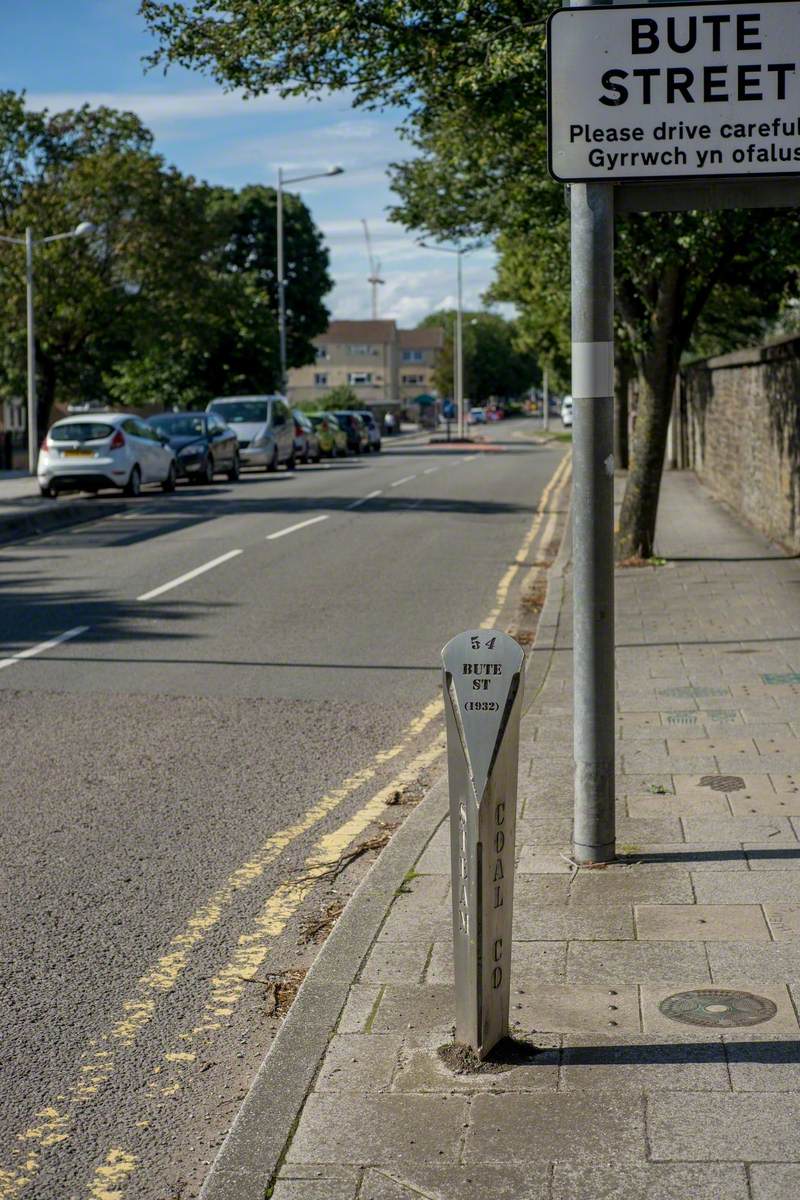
[
  {"xmin": 764, "ymin": 906, "xmax": 800, "ymax": 940},
  {"xmin": 726, "ymin": 1038, "xmax": 800, "ymax": 1091},
  {"xmin": 627, "ymin": 793, "xmax": 731, "ymax": 818},
  {"xmin": 640, "ymin": 983, "xmax": 798, "ymax": 1038},
  {"xmin": 359, "ymin": 1165, "xmax": 551, "ymax": 1200},
  {"xmin": 708, "ymin": 942, "xmax": 800, "ymax": 983},
  {"xmin": 560, "ymin": 1034, "xmax": 729, "ymax": 1092},
  {"xmin": 681, "ymin": 815, "xmax": 796, "ymax": 842},
  {"xmin": 552, "ymin": 1163, "xmax": 749, "ymax": 1200},
  {"xmin": 465, "ymin": 1093, "xmax": 646, "ymax": 1163},
  {"xmin": 693, "ymin": 871, "xmax": 800, "ymax": 904},
  {"xmin": 635, "ymin": 904, "xmax": 771, "ymax": 941},
  {"xmin": 314, "ymin": 1034, "xmax": 402, "ymax": 1092},
  {"xmin": 648, "ymin": 1092, "xmax": 800, "ymax": 1161},
  {"xmin": 510, "ymin": 984, "xmax": 640, "ymax": 1035},
  {"xmin": 359, "ymin": 941, "xmax": 433, "ymax": 984},
  {"xmin": 370, "ymin": 984, "xmax": 455, "ymax": 1034},
  {"xmin": 615, "ymin": 844, "xmax": 747, "ymax": 869},
  {"xmin": 750, "ymin": 1163, "xmax": 800, "ymax": 1199},
  {"xmin": 285, "ymin": 1094, "xmax": 468, "ymax": 1165},
  {"xmin": 566, "ymin": 940, "xmax": 711, "ymax": 984}
]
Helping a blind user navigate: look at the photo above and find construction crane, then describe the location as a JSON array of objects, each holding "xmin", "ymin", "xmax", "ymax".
[{"xmin": 361, "ymin": 219, "xmax": 385, "ymax": 319}]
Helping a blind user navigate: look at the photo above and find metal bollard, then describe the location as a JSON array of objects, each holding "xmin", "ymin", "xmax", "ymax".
[{"xmin": 441, "ymin": 629, "xmax": 525, "ymax": 1059}]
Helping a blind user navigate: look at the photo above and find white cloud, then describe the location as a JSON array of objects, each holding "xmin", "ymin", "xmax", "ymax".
[{"xmin": 25, "ymin": 89, "xmax": 335, "ymax": 122}]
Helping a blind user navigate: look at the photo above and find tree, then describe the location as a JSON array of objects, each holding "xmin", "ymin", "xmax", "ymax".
[
  {"xmin": 210, "ymin": 184, "xmax": 332, "ymax": 370},
  {"xmin": 141, "ymin": 0, "xmax": 800, "ymax": 557},
  {"xmin": 420, "ymin": 310, "xmax": 539, "ymax": 402},
  {"xmin": 0, "ymin": 93, "xmax": 332, "ymax": 426}
]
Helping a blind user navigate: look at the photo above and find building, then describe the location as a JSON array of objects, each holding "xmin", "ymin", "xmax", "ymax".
[
  {"xmin": 397, "ymin": 326, "xmax": 444, "ymax": 405},
  {"xmin": 287, "ymin": 320, "xmax": 444, "ymax": 416}
]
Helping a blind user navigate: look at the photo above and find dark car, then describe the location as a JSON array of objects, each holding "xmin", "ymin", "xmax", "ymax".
[
  {"xmin": 146, "ymin": 411, "xmax": 240, "ymax": 483},
  {"xmin": 292, "ymin": 409, "xmax": 321, "ymax": 465},
  {"xmin": 334, "ymin": 411, "xmax": 369, "ymax": 455},
  {"xmin": 355, "ymin": 409, "xmax": 382, "ymax": 453}
]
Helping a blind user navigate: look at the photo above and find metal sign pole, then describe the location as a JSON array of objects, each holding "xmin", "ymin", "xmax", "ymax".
[
  {"xmin": 442, "ymin": 629, "xmax": 524, "ymax": 1058},
  {"xmin": 570, "ymin": 174, "xmax": 616, "ymax": 863}
]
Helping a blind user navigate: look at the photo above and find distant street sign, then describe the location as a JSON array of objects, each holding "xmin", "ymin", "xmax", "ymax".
[
  {"xmin": 548, "ymin": 0, "xmax": 800, "ymax": 182},
  {"xmin": 442, "ymin": 629, "xmax": 524, "ymax": 1059}
]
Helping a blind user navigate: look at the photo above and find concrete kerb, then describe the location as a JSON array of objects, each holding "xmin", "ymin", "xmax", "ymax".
[
  {"xmin": 0, "ymin": 497, "xmax": 126, "ymax": 545},
  {"xmin": 198, "ymin": 498, "xmax": 574, "ymax": 1200}
]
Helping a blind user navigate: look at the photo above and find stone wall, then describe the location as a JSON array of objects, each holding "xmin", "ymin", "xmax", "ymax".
[{"xmin": 678, "ymin": 334, "xmax": 800, "ymax": 552}]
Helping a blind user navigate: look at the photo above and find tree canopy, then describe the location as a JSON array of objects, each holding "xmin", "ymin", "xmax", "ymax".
[
  {"xmin": 420, "ymin": 310, "xmax": 538, "ymax": 402},
  {"xmin": 0, "ymin": 91, "xmax": 332, "ymax": 427}
]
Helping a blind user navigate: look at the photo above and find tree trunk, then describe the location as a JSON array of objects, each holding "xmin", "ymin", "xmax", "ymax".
[
  {"xmin": 614, "ymin": 354, "xmax": 631, "ymax": 471},
  {"xmin": 616, "ymin": 348, "xmax": 677, "ymax": 559}
]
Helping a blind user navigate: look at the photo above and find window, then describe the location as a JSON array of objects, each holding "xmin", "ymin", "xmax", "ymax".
[
  {"xmin": 315, "ymin": 346, "xmax": 329, "ymax": 361},
  {"xmin": 402, "ymin": 349, "xmax": 424, "ymax": 363},
  {"xmin": 314, "ymin": 373, "xmax": 328, "ymax": 386},
  {"xmin": 402, "ymin": 374, "xmax": 425, "ymax": 385},
  {"xmin": 346, "ymin": 344, "xmax": 376, "ymax": 356},
  {"xmin": 348, "ymin": 372, "xmax": 373, "ymax": 385},
  {"xmin": 50, "ymin": 421, "xmax": 115, "ymax": 442},
  {"xmin": 271, "ymin": 402, "xmax": 287, "ymax": 427}
]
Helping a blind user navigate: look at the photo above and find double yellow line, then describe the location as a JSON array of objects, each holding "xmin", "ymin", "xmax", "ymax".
[{"xmin": 0, "ymin": 448, "xmax": 572, "ymax": 1200}]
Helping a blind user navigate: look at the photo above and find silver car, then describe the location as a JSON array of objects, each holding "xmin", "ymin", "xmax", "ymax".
[
  {"xmin": 37, "ymin": 412, "xmax": 177, "ymax": 498},
  {"xmin": 206, "ymin": 396, "xmax": 295, "ymax": 471}
]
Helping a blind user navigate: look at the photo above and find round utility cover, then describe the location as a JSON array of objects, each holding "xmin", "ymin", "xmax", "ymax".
[{"xmin": 659, "ymin": 989, "xmax": 777, "ymax": 1028}]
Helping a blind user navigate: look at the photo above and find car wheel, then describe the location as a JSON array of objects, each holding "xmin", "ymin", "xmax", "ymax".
[
  {"xmin": 285, "ymin": 452, "xmax": 296, "ymax": 471},
  {"xmin": 162, "ymin": 462, "xmax": 177, "ymax": 493},
  {"xmin": 201, "ymin": 455, "xmax": 215, "ymax": 485},
  {"xmin": 267, "ymin": 446, "xmax": 278, "ymax": 472},
  {"xmin": 124, "ymin": 465, "xmax": 141, "ymax": 497},
  {"xmin": 40, "ymin": 483, "xmax": 57, "ymax": 499},
  {"xmin": 227, "ymin": 453, "xmax": 240, "ymax": 482},
  {"xmin": 375, "ymin": 440, "xmax": 382, "ymax": 453}
]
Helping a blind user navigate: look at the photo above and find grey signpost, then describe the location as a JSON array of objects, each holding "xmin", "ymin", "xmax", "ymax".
[
  {"xmin": 442, "ymin": 629, "xmax": 524, "ymax": 1058},
  {"xmin": 548, "ymin": 0, "xmax": 800, "ymax": 865}
]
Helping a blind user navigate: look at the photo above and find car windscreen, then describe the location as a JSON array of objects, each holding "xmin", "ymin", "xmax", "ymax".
[
  {"xmin": 49, "ymin": 422, "xmax": 115, "ymax": 442},
  {"xmin": 357, "ymin": 411, "xmax": 375, "ymax": 427},
  {"xmin": 334, "ymin": 414, "xmax": 350, "ymax": 430},
  {"xmin": 149, "ymin": 415, "xmax": 206, "ymax": 437},
  {"xmin": 307, "ymin": 414, "xmax": 325, "ymax": 429},
  {"xmin": 209, "ymin": 401, "xmax": 268, "ymax": 424}
]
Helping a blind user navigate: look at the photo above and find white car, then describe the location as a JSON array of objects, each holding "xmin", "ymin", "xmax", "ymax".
[
  {"xmin": 468, "ymin": 406, "xmax": 487, "ymax": 425},
  {"xmin": 37, "ymin": 413, "xmax": 177, "ymax": 498},
  {"xmin": 206, "ymin": 395, "xmax": 295, "ymax": 471},
  {"xmin": 560, "ymin": 396, "xmax": 573, "ymax": 428}
]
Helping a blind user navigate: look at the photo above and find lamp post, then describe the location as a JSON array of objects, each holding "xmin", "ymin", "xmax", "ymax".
[
  {"xmin": 418, "ymin": 242, "xmax": 469, "ymax": 440},
  {"xmin": 277, "ymin": 166, "xmax": 343, "ymax": 394},
  {"xmin": 0, "ymin": 220, "xmax": 95, "ymax": 473}
]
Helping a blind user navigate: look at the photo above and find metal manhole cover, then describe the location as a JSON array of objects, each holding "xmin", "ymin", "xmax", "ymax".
[
  {"xmin": 659, "ymin": 989, "xmax": 777, "ymax": 1028},
  {"xmin": 698, "ymin": 775, "xmax": 745, "ymax": 792}
]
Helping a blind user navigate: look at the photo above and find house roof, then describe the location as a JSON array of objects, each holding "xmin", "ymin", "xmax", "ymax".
[
  {"xmin": 318, "ymin": 320, "xmax": 397, "ymax": 344},
  {"xmin": 398, "ymin": 326, "xmax": 445, "ymax": 349}
]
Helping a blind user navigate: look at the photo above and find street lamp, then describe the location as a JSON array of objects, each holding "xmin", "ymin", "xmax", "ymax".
[
  {"xmin": 418, "ymin": 241, "xmax": 470, "ymax": 440},
  {"xmin": 276, "ymin": 166, "xmax": 344, "ymax": 393},
  {"xmin": 0, "ymin": 220, "xmax": 96, "ymax": 473}
]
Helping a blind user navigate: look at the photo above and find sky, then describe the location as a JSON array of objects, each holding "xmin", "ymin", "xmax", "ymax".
[{"xmin": 2, "ymin": 0, "xmax": 507, "ymax": 328}]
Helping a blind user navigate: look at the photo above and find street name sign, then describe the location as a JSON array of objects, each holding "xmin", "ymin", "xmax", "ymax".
[
  {"xmin": 442, "ymin": 629, "xmax": 524, "ymax": 1059},
  {"xmin": 548, "ymin": 0, "xmax": 800, "ymax": 182}
]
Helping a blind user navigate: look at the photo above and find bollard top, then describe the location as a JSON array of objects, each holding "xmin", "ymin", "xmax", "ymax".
[{"xmin": 441, "ymin": 629, "xmax": 525, "ymax": 805}]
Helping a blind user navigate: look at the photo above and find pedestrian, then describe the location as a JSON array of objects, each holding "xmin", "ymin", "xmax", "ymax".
[{"xmin": 384, "ymin": 411, "xmax": 396, "ymax": 437}]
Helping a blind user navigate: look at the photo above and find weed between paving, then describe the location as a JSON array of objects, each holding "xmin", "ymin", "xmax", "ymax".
[{"xmin": 437, "ymin": 1037, "xmax": 544, "ymax": 1075}]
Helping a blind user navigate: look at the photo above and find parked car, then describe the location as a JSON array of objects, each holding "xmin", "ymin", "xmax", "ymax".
[
  {"xmin": 292, "ymin": 410, "xmax": 321, "ymax": 464},
  {"xmin": 560, "ymin": 396, "xmax": 573, "ymax": 428},
  {"xmin": 37, "ymin": 412, "xmax": 176, "ymax": 498},
  {"xmin": 355, "ymin": 409, "xmax": 382, "ymax": 453},
  {"xmin": 307, "ymin": 412, "xmax": 347, "ymax": 458},
  {"xmin": 334, "ymin": 411, "xmax": 369, "ymax": 455},
  {"xmin": 147, "ymin": 411, "xmax": 239, "ymax": 483},
  {"xmin": 206, "ymin": 395, "xmax": 295, "ymax": 471},
  {"xmin": 468, "ymin": 406, "xmax": 487, "ymax": 425}
]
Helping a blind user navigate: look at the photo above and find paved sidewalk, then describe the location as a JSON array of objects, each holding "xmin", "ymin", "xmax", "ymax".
[{"xmin": 265, "ymin": 471, "xmax": 800, "ymax": 1199}]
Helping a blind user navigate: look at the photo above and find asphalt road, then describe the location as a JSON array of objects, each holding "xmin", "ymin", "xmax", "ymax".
[{"xmin": 0, "ymin": 418, "xmax": 568, "ymax": 1200}]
